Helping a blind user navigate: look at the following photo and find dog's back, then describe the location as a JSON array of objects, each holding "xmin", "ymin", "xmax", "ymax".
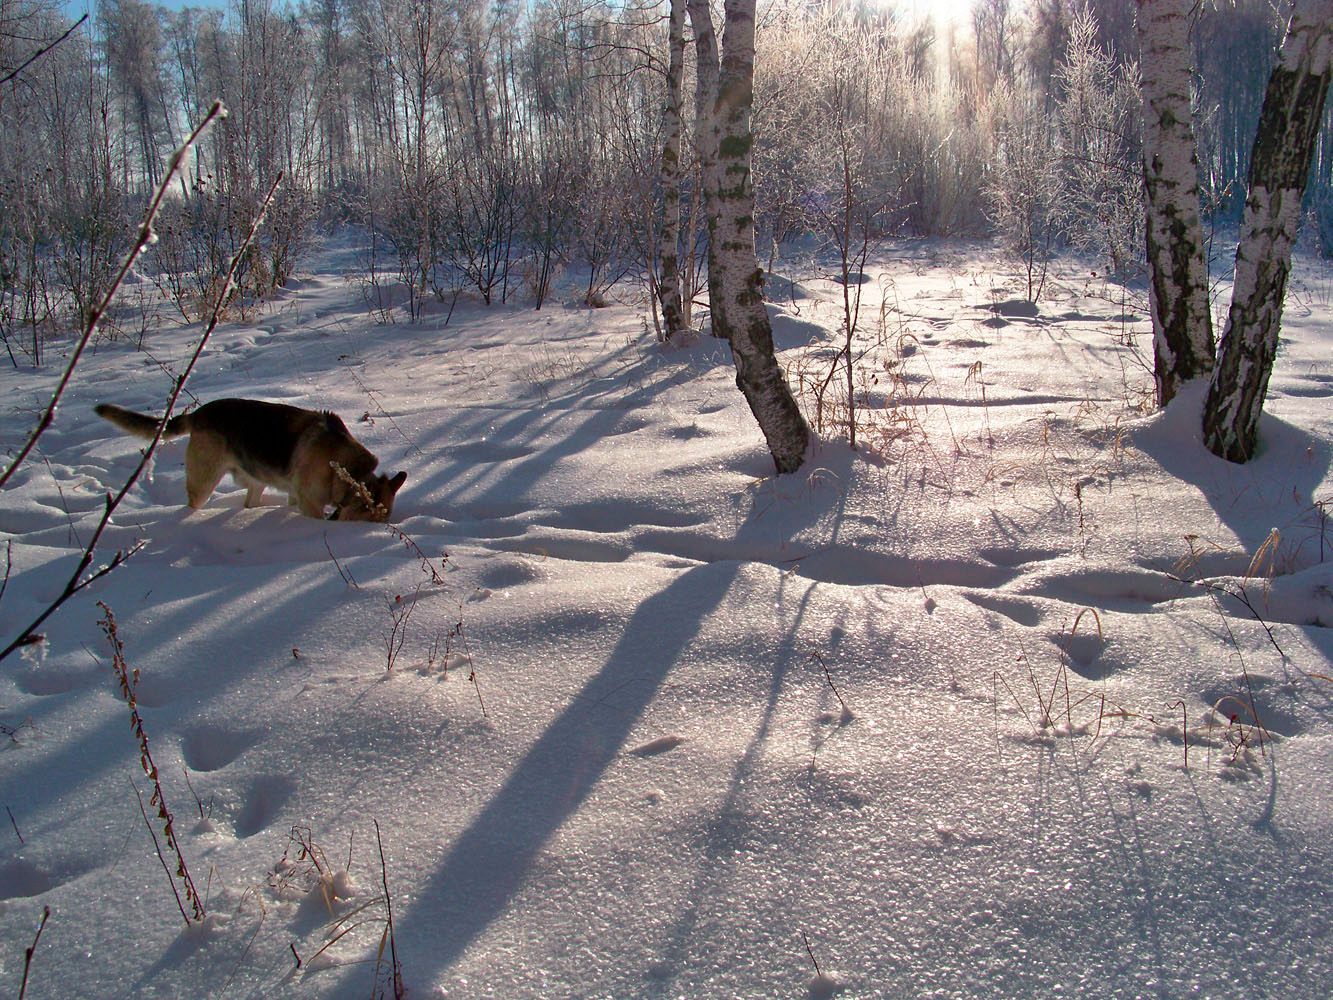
[
  {"xmin": 95, "ymin": 398, "xmax": 405, "ymax": 521},
  {"xmin": 185, "ymin": 398, "xmax": 355, "ymax": 482}
]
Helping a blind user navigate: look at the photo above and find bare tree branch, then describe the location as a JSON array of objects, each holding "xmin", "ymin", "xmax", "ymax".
[{"xmin": 0, "ymin": 14, "xmax": 86, "ymax": 89}]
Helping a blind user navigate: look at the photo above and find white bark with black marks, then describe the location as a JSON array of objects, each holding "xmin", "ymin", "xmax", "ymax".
[
  {"xmin": 657, "ymin": 0, "xmax": 688, "ymax": 342},
  {"xmin": 689, "ymin": 0, "xmax": 810, "ymax": 474},
  {"xmin": 1138, "ymin": 0, "xmax": 1214, "ymax": 406},
  {"xmin": 688, "ymin": 0, "xmax": 723, "ymax": 330},
  {"xmin": 1203, "ymin": 0, "xmax": 1333, "ymax": 462}
]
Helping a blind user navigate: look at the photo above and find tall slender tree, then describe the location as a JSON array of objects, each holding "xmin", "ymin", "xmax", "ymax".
[
  {"xmin": 98, "ymin": 0, "xmax": 167, "ymax": 191},
  {"xmin": 688, "ymin": 0, "xmax": 810, "ymax": 473},
  {"xmin": 1202, "ymin": 0, "xmax": 1333, "ymax": 461},
  {"xmin": 656, "ymin": 0, "xmax": 688, "ymax": 341},
  {"xmin": 1138, "ymin": 0, "xmax": 1214, "ymax": 406}
]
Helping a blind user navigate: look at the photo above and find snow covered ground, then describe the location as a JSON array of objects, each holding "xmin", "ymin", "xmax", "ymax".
[{"xmin": 1, "ymin": 240, "xmax": 1330, "ymax": 999}]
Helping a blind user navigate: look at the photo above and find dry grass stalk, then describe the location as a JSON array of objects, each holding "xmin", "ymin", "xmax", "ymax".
[{"xmin": 99, "ymin": 601, "xmax": 205, "ymax": 926}]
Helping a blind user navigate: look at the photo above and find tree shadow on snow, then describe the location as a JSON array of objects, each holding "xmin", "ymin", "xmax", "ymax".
[
  {"xmin": 352, "ymin": 559, "xmax": 741, "ymax": 990},
  {"xmin": 1133, "ymin": 385, "xmax": 1332, "ymax": 567}
]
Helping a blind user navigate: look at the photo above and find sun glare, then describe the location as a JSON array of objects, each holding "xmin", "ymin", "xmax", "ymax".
[{"xmin": 891, "ymin": 0, "xmax": 984, "ymax": 31}]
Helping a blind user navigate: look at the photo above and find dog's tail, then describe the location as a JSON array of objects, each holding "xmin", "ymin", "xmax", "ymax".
[{"xmin": 94, "ymin": 404, "xmax": 191, "ymax": 440}]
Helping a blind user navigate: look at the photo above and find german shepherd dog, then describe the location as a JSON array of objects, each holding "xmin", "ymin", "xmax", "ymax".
[{"xmin": 95, "ymin": 398, "xmax": 406, "ymax": 522}]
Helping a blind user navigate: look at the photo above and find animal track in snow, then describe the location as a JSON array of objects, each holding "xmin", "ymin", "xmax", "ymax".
[
  {"xmin": 963, "ymin": 592, "xmax": 1045, "ymax": 627},
  {"xmin": 441, "ymin": 516, "xmax": 526, "ymax": 540},
  {"xmin": 0, "ymin": 852, "xmax": 94, "ymax": 899},
  {"xmin": 633, "ymin": 530, "xmax": 770, "ymax": 566},
  {"xmin": 628, "ymin": 734, "xmax": 685, "ymax": 757},
  {"xmin": 537, "ymin": 502, "xmax": 705, "ymax": 534},
  {"xmin": 457, "ymin": 501, "xmax": 529, "ymax": 520},
  {"xmin": 606, "ymin": 416, "xmax": 652, "ymax": 436},
  {"xmin": 491, "ymin": 533, "xmax": 631, "ymax": 564},
  {"xmin": 476, "ymin": 556, "xmax": 544, "ymax": 590},
  {"xmin": 129, "ymin": 673, "xmax": 184, "ymax": 708},
  {"xmin": 980, "ymin": 298, "xmax": 1040, "ymax": 319},
  {"xmin": 805, "ymin": 770, "xmax": 871, "ymax": 811},
  {"xmin": 978, "ymin": 546, "xmax": 1063, "ymax": 568},
  {"xmin": 13, "ymin": 662, "xmax": 99, "ymax": 696},
  {"xmin": 0, "ymin": 858, "xmax": 52, "ymax": 898},
  {"xmin": 1050, "ymin": 630, "xmax": 1108, "ymax": 678},
  {"xmin": 1023, "ymin": 568, "xmax": 1184, "ymax": 609},
  {"xmin": 181, "ymin": 723, "xmax": 264, "ymax": 772},
  {"xmin": 1198, "ymin": 676, "xmax": 1304, "ymax": 738},
  {"xmin": 795, "ymin": 549, "xmax": 1015, "ymax": 589},
  {"xmin": 232, "ymin": 775, "xmax": 295, "ymax": 837},
  {"xmin": 447, "ymin": 441, "xmax": 535, "ymax": 463},
  {"xmin": 666, "ymin": 423, "xmax": 715, "ymax": 440},
  {"xmin": 1278, "ymin": 372, "xmax": 1333, "ymax": 398}
]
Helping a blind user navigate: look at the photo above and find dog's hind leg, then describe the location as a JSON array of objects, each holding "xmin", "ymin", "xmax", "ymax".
[
  {"xmin": 184, "ymin": 431, "xmax": 228, "ymax": 510},
  {"xmin": 232, "ymin": 470, "xmax": 267, "ymax": 508}
]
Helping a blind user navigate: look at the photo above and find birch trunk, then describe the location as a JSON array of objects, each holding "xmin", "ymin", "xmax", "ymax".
[
  {"xmin": 657, "ymin": 0, "xmax": 688, "ymax": 341},
  {"xmin": 1203, "ymin": 0, "xmax": 1333, "ymax": 462},
  {"xmin": 687, "ymin": 0, "xmax": 723, "ymax": 334},
  {"xmin": 689, "ymin": 0, "xmax": 810, "ymax": 473},
  {"xmin": 1138, "ymin": 0, "xmax": 1214, "ymax": 406}
]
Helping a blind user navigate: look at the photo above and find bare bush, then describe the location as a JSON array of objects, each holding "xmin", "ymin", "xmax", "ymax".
[
  {"xmin": 987, "ymin": 85, "xmax": 1061, "ymax": 301},
  {"xmin": 1056, "ymin": 10, "xmax": 1144, "ymax": 282}
]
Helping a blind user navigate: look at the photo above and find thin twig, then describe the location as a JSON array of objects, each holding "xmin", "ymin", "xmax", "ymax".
[
  {"xmin": 0, "ymin": 15, "xmax": 87, "ymax": 88},
  {"xmin": 0, "ymin": 162, "xmax": 281, "ymax": 664},
  {"xmin": 802, "ymin": 931, "xmax": 822, "ymax": 977},
  {"xmin": 446, "ymin": 608, "xmax": 487, "ymax": 717},
  {"xmin": 17, "ymin": 905, "xmax": 51, "ymax": 1000},
  {"xmin": 373, "ymin": 819, "xmax": 405, "ymax": 998},
  {"xmin": 219, "ymin": 887, "xmax": 267, "ymax": 996},
  {"xmin": 104, "ymin": 603, "xmax": 205, "ymax": 925},
  {"xmin": 383, "ymin": 587, "xmax": 421, "ymax": 673},
  {"xmin": 1171, "ymin": 699, "xmax": 1189, "ymax": 772},
  {"xmin": 1200, "ymin": 587, "xmax": 1272, "ymax": 756},
  {"xmin": 338, "ymin": 354, "xmax": 424, "ymax": 457},
  {"xmin": 132, "ymin": 779, "xmax": 191, "ymax": 928},
  {"xmin": 0, "ymin": 100, "xmax": 226, "ymax": 493},
  {"xmin": 324, "ymin": 532, "xmax": 359, "ymax": 588},
  {"xmin": 41, "ymin": 456, "xmax": 81, "ymax": 546},
  {"xmin": 810, "ymin": 651, "xmax": 852, "ymax": 720}
]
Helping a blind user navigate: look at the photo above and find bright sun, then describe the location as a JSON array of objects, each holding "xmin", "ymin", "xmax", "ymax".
[{"xmin": 892, "ymin": 0, "xmax": 984, "ymax": 30}]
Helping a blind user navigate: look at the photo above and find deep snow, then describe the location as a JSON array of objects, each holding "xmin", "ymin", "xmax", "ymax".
[{"xmin": 0, "ymin": 239, "xmax": 1330, "ymax": 999}]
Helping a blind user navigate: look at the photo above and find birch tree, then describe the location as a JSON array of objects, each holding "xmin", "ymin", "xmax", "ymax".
[
  {"xmin": 688, "ymin": 0, "xmax": 810, "ymax": 474},
  {"xmin": 1137, "ymin": 0, "xmax": 1214, "ymax": 406},
  {"xmin": 1202, "ymin": 0, "xmax": 1333, "ymax": 462},
  {"xmin": 99, "ymin": 0, "xmax": 168, "ymax": 191},
  {"xmin": 688, "ymin": 0, "xmax": 722, "ymax": 323},
  {"xmin": 656, "ymin": 0, "xmax": 688, "ymax": 341}
]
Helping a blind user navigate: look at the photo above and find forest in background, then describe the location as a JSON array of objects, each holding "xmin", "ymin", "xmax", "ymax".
[{"xmin": 0, "ymin": 0, "xmax": 1326, "ymax": 361}]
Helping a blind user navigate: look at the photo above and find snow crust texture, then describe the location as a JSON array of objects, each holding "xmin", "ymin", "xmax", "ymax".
[{"xmin": 1, "ymin": 241, "xmax": 1331, "ymax": 999}]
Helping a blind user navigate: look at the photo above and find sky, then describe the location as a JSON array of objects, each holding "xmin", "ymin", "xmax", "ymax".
[{"xmin": 62, "ymin": 0, "xmax": 210, "ymax": 21}]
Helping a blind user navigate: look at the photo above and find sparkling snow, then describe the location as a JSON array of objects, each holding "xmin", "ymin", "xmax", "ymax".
[{"xmin": 1, "ymin": 239, "xmax": 1330, "ymax": 998}]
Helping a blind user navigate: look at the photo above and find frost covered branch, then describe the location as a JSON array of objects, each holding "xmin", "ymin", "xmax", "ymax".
[
  {"xmin": 0, "ymin": 122, "xmax": 286, "ymax": 664},
  {"xmin": 0, "ymin": 99, "xmax": 227, "ymax": 493}
]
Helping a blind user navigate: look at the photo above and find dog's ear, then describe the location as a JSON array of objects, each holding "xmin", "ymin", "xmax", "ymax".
[{"xmin": 385, "ymin": 471, "xmax": 407, "ymax": 495}]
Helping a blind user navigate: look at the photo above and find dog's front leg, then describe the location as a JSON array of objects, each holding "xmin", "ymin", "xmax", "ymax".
[{"xmin": 292, "ymin": 492, "xmax": 328, "ymax": 519}]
